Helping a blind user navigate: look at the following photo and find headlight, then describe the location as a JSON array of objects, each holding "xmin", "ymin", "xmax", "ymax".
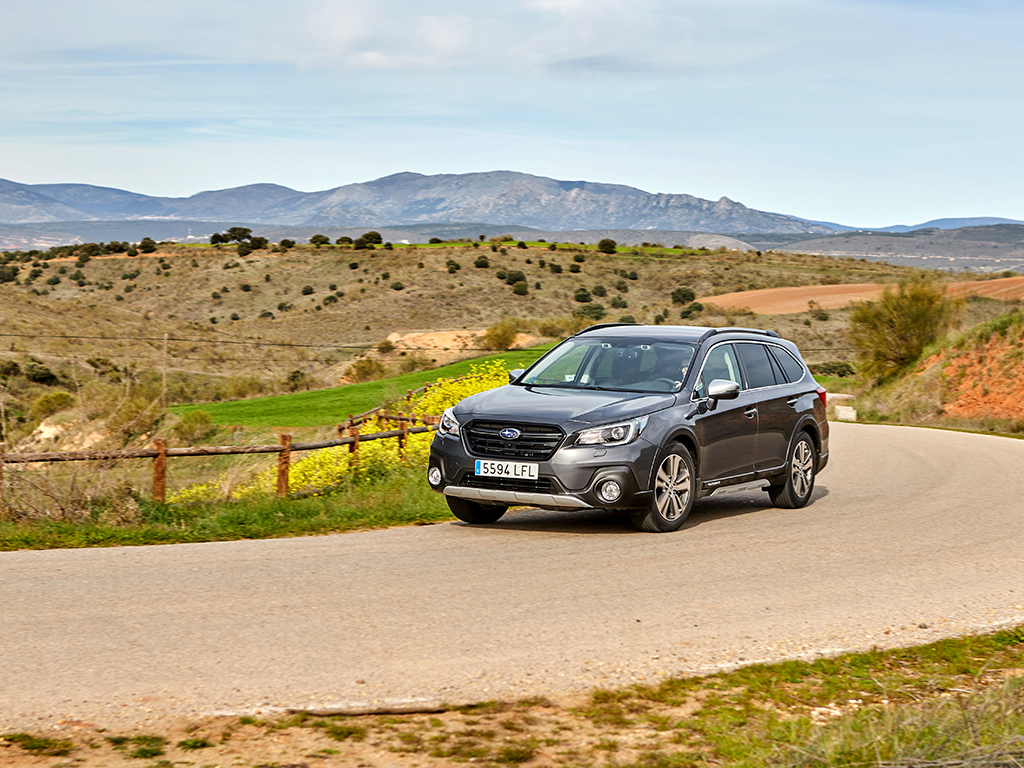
[
  {"xmin": 571, "ymin": 416, "xmax": 648, "ymax": 447},
  {"xmin": 438, "ymin": 407, "xmax": 461, "ymax": 437}
]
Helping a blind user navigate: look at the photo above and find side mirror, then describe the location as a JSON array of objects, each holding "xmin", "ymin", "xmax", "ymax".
[
  {"xmin": 707, "ymin": 379, "xmax": 740, "ymax": 400},
  {"xmin": 508, "ymin": 368, "xmax": 525, "ymax": 384}
]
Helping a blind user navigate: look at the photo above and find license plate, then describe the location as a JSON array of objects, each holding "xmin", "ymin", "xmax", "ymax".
[{"xmin": 474, "ymin": 460, "xmax": 539, "ymax": 479}]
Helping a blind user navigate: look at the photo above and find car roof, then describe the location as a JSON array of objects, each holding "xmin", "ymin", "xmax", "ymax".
[{"xmin": 572, "ymin": 324, "xmax": 781, "ymax": 344}]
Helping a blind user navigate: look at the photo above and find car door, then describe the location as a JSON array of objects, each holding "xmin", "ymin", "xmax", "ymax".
[
  {"xmin": 692, "ymin": 343, "xmax": 759, "ymax": 485},
  {"xmin": 735, "ymin": 342, "xmax": 791, "ymax": 472}
]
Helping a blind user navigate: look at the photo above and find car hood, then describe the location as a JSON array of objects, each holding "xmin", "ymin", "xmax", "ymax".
[{"xmin": 454, "ymin": 384, "xmax": 676, "ymax": 427}]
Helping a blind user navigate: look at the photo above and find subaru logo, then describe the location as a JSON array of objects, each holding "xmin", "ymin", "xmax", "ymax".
[{"xmin": 499, "ymin": 427, "xmax": 522, "ymax": 440}]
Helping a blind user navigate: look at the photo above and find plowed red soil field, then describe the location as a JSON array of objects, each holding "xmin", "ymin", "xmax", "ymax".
[{"xmin": 703, "ymin": 276, "xmax": 1024, "ymax": 314}]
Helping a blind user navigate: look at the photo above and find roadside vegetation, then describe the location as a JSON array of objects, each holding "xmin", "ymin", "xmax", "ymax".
[{"xmin": 6, "ymin": 625, "xmax": 1024, "ymax": 767}]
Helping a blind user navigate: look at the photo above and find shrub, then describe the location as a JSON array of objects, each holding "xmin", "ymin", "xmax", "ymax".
[
  {"xmin": 597, "ymin": 238, "xmax": 617, "ymax": 254},
  {"xmin": 548, "ymin": 243, "xmax": 557, "ymax": 251},
  {"xmin": 671, "ymin": 286, "xmax": 696, "ymax": 305},
  {"xmin": 377, "ymin": 339, "xmax": 396, "ymax": 354},
  {"xmin": 517, "ymin": 241, "xmax": 527, "ymax": 249},
  {"xmin": 512, "ymin": 281, "xmax": 529, "ymax": 296},
  {"xmin": 680, "ymin": 301, "xmax": 703, "ymax": 319},
  {"xmin": 484, "ymin": 319, "xmax": 519, "ymax": 350},
  {"xmin": 390, "ymin": 281, "xmax": 405, "ymax": 291},
  {"xmin": 574, "ymin": 287, "xmax": 592, "ymax": 303},
  {"xmin": 812, "ymin": 361, "xmax": 856, "ymax": 378},
  {"xmin": 618, "ymin": 315, "xmax": 636, "ymax": 323},
  {"xmin": 592, "ymin": 285, "xmax": 607, "ymax": 297},
  {"xmin": 549, "ymin": 263, "xmax": 563, "ymax": 274},
  {"xmin": 23, "ymin": 360, "xmax": 58, "ymax": 384},
  {"xmin": 573, "ymin": 253, "xmax": 586, "ymax": 263},
  {"xmin": 569, "ymin": 264, "xmax": 581, "ymax": 273},
  {"xmin": 285, "ymin": 370, "xmax": 312, "ymax": 391},
  {"xmin": 611, "ymin": 295, "xmax": 628, "ymax": 309},
  {"xmin": 30, "ymin": 390, "xmax": 75, "ymax": 421},
  {"xmin": 474, "ymin": 255, "xmax": 490, "ymax": 268},
  {"xmin": 301, "ymin": 285, "xmax": 314, "ymax": 295},
  {"xmin": 346, "ymin": 358, "xmax": 386, "ymax": 383},
  {"xmin": 615, "ymin": 280, "xmax": 629, "ymax": 292},
  {"xmin": 573, "ymin": 302, "xmax": 606, "ymax": 321},
  {"xmin": 848, "ymin": 276, "xmax": 957, "ymax": 381},
  {"xmin": 171, "ymin": 410, "xmax": 216, "ymax": 443},
  {"xmin": 504, "ymin": 269, "xmax": 526, "ymax": 285}
]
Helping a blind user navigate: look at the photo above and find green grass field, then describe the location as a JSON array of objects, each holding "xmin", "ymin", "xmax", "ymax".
[{"xmin": 170, "ymin": 344, "xmax": 555, "ymax": 428}]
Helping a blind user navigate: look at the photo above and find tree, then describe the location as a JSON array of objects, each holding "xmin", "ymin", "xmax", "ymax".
[
  {"xmin": 597, "ymin": 238, "xmax": 617, "ymax": 254},
  {"xmin": 361, "ymin": 231, "xmax": 383, "ymax": 244},
  {"xmin": 138, "ymin": 237, "xmax": 157, "ymax": 254},
  {"xmin": 309, "ymin": 234, "xmax": 330, "ymax": 247},
  {"xmin": 279, "ymin": 239, "xmax": 296, "ymax": 250},
  {"xmin": 336, "ymin": 236, "xmax": 353, "ymax": 245},
  {"xmin": 848, "ymin": 276, "xmax": 958, "ymax": 381},
  {"xmin": 225, "ymin": 227, "xmax": 253, "ymax": 242}
]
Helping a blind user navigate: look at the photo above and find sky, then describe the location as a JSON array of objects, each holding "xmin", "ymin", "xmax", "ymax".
[{"xmin": 2, "ymin": 0, "xmax": 1023, "ymax": 228}]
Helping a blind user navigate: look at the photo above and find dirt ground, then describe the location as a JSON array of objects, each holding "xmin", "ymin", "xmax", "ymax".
[{"xmin": 703, "ymin": 276, "xmax": 1024, "ymax": 314}]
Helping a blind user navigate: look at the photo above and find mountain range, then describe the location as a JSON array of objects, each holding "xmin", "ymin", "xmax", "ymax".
[
  {"xmin": 2, "ymin": 171, "xmax": 1023, "ymax": 255},
  {"xmin": 0, "ymin": 171, "xmax": 834, "ymax": 234}
]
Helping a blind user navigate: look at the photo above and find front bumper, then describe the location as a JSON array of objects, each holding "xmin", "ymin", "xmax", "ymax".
[{"xmin": 428, "ymin": 432, "xmax": 658, "ymax": 511}]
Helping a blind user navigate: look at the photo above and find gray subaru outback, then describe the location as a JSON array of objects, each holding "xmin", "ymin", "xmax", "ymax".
[{"xmin": 427, "ymin": 324, "xmax": 829, "ymax": 532}]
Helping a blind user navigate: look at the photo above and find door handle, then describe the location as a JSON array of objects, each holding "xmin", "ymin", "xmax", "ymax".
[
  {"xmin": 744, "ymin": 406, "xmax": 757, "ymax": 419},
  {"xmin": 787, "ymin": 396, "xmax": 799, "ymax": 407}
]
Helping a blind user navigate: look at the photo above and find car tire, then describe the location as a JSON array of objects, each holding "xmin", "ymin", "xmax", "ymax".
[
  {"xmin": 630, "ymin": 445, "xmax": 696, "ymax": 533},
  {"xmin": 768, "ymin": 431, "xmax": 817, "ymax": 509},
  {"xmin": 446, "ymin": 496, "xmax": 508, "ymax": 524}
]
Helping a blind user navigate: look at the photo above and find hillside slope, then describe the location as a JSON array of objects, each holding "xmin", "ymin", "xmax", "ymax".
[{"xmin": 856, "ymin": 311, "xmax": 1024, "ymax": 429}]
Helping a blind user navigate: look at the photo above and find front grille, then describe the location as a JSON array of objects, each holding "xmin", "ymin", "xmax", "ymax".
[
  {"xmin": 465, "ymin": 421, "xmax": 564, "ymax": 460},
  {"xmin": 461, "ymin": 475, "xmax": 554, "ymax": 493}
]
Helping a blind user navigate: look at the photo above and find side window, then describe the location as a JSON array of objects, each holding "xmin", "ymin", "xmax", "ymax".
[
  {"xmin": 768, "ymin": 346, "xmax": 806, "ymax": 384},
  {"xmin": 736, "ymin": 343, "xmax": 778, "ymax": 389},
  {"xmin": 694, "ymin": 344, "xmax": 741, "ymax": 398}
]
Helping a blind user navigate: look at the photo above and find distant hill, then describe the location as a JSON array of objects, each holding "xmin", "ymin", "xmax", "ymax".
[
  {"xmin": 0, "ymin": 171, "xmax": 835, "ymax": 235},
  {"xmin": 878, "ymin": 217, "xmax": 1024, "ymax": 232},
  {"xmin": 741, "ymin": 224, "xmax": 1024, "ymax": 273}
]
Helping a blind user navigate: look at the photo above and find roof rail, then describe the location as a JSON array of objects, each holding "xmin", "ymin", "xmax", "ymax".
[
  {"xmin": 571, "ymin": 323, "xmax": 634, "ymax": 336},
  {"xmin": 699, "ymin": 327, "xmax": 781, "ymax": 342}
]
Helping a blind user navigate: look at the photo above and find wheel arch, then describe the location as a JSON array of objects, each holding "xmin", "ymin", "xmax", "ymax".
[{"xmin": 653, "ymin": 428, "xmax": 700, "ymax": 487}]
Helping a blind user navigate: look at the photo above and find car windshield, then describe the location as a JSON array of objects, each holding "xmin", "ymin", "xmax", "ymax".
[{"xmin": 520, "ymin": 338, "xmax": 696, "ymax": 393}]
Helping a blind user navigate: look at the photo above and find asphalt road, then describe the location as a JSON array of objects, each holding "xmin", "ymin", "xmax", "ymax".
[{"xmin": 3, "ymin": 422, "xmax": 1024, "ymax": 731}]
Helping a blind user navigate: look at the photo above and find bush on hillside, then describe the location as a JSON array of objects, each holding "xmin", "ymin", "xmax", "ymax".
[
  {"xmin": 483, "ymin": 319, "xmax": 519, "ymax": 351},
  {"xmin": 848, "ymin": 276, "xmax": 958, "ymax": 381}
]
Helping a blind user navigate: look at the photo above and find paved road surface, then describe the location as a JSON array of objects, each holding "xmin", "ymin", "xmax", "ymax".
[{"xmin": 3, "ymin": 422, "xmax": 1024, "ymax": 730}]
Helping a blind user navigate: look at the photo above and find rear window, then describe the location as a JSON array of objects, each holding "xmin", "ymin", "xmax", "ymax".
[{"xmin": 767, "ymin": 346, "xmax": 806, "ymax": 384}]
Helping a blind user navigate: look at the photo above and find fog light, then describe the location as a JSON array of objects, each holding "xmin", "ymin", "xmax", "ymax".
[
  {"xmin": 598, "ymin": 479, "xmax": 622, "ymax": 503},
  {"xmin": 427, "ymin": 466, "xmax": 442, "ymax": 486}
]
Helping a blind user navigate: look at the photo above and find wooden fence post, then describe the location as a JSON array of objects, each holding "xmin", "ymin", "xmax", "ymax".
[
  {"xmin": 277, "ymin": 434, "xmax": 292, "ymax": 498},
  {"xmin": 348, "ymin": 421, "xmax": 361, "ymax": 474},
  {"xmin": 398, "ymin": 412, "xmax": 409, "ymax": 456},
  {"xmin": 152, "ymin": 438, "xmax": 167, "ymax": 503}
]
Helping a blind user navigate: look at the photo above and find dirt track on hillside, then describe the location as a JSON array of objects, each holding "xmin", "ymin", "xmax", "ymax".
[{"xmin": 703, "ymin": 276, "xmax": 1024, "ymax": 314}]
